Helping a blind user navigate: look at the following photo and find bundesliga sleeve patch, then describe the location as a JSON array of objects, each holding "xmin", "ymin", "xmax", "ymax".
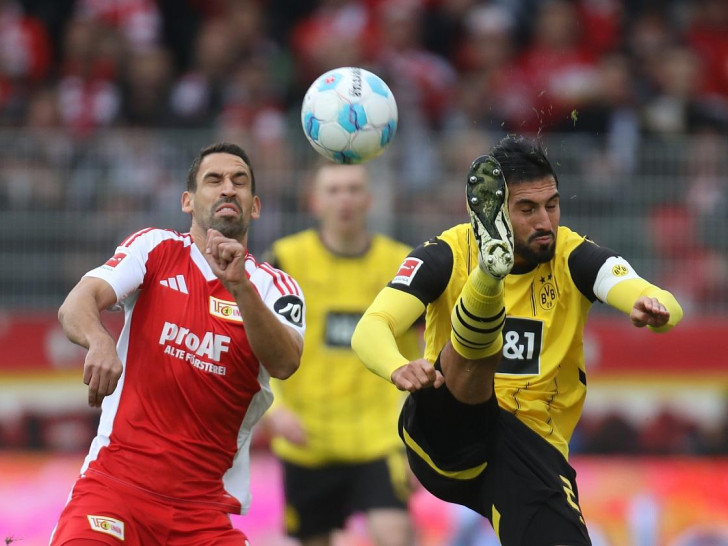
[
  {"xmin": 392, "ymin": 257, "xmax": 423, "ymax": 286},
  {"xmin": 274, "ymin": 295, "xmax": 304, "ymax": 326},
  {"xmin": 104, "ymin": 251, "xmax": 128, "ymax": 269}
]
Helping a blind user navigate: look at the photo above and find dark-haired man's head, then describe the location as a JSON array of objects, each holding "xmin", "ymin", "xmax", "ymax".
[
  {"xmin": 182, "ymin": 142, "xmax": 260, "ymax": 242},
  {"xmin": 491, "ymin": 136, "xmax": 560, "ymax": 269}
]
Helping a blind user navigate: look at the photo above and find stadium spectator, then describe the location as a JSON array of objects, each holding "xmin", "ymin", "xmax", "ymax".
[
  {"xmin": 556, "ymin": 52, "xmax": 642, "ymax": 213},
  {"xmin": 515, "ymin": 0, "xmax": 601, "ymax": 132},
  {"xmin": 0, "ymin": 0, "xmax": 52, "ymax": 81},
  {"xmin": 373, "ymin": 0, "xmax": 457, "ymax": 133},
  {"xmin": 73, "ymin": 0, "xmax": 162, "ymax": 52},
  {"xmin": 371, "ymin": 0, "xmax": 457, "ymax": 190},
  {"xmin": 701, "ymin": 402, "xmax": 728, "ymax": 455},
  {"xmin": 212, "ymin": 0, "xmax": 293, "ymax": 170},
  {"xmin": 118, "ymin": 45, "xmax": 175, "ymax": 126},
  {"xmin": 684, "ymin": 130, "xmax": 728, "ymax": 223},
  {"xmin": 446, "ymin": 4, "xmax": 528, "ymax": 134},
  {"xmin": 56, "ymin": 16, "xmax": 123, "ymax": 136},
  {"xmin": 288, "ymin": 0, "xmax": 373, "ymax": 100},
  {"xmin": 686, "ymin": 0, "xmax": 728, "ymax": 100},
  {"xmin": 169, "ymin": 16, "xmax": 239, "ymax": 127},
  {"xmin": 575, "ymin": 0, "xmax": 622, "ymax": 59},
  {"xmin": 576, "ymin": 412, "xmax": 640, "ymax": 454},
  {"xmin": 0, "ymin": 0, "xmax": 52, "ymax": 125},
  {"xmin": 641, "ymin": 44, "xmax": 728, "ymax": 135},
  {"xmin": 639, "ymin": 409, "xmax": 703, "ymax": 454},
  {"xmin": 624, "ymin": 4, "xmax": 675, "ymax": 90}
]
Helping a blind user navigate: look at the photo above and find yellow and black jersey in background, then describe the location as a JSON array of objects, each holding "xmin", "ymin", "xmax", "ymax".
[
  {"xmin": 390, "ymin": 223, "xmax": 618, "ymax": 460},
  {"xmin": 269, "ymin": 229, "xmax": 421, "ymax": 466}
]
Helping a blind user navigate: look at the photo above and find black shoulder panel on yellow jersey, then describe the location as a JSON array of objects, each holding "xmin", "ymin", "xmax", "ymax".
[
  {"xmin": 568, "ymin": 239, "xmax": 618, "ymax": 302},
  {"xmin": 387, "ymin": 237, "xmax": 453, "ymax": 305}
]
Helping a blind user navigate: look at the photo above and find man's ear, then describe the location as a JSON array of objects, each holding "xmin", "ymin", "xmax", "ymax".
[
  {"xmin": 251, "ymin": 195, "xmax": 261, "ymax": 219},
  {"xmin": 181, "ymin": 191, "xmax": 193, "ymax": 213}
]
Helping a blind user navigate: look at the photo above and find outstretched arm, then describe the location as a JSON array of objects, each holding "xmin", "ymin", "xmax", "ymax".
[
  {"xmin": 605, "ymin": 279, "xmax": 683, "ymax": 332},
  {"xmin": 571, "ymin": 244, "xmax": 684, "ymax": 333},
  {"xmin": 204, "ymin": 229, "xmax": 303, "ymax": 379},
  {"xmin": 58, "ymin": 276, "xmax": 123, "ymax": 407},
  {"xmin": 352, "ymin": 287, "xmax": 444, "ymax": 391}
]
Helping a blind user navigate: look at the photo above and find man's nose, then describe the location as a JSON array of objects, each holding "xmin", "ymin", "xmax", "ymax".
[
  {"xmin": 220, "ymin": 177, "xmax": 236, "ymax": 195},
  {"xmin": 532, "ymin": 207, "xmax": 551, "ymax": 229}
]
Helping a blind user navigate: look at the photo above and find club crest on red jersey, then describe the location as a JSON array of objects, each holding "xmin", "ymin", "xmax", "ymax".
[
  {"xmin": 392, "ymin": 257, "xmax": 423, "ymax": 286},
  {"xmin": 209, "ymin": 296, "xmax": 243, "ymax": 323},
  {"xmin": 87, "ymin": 515, "xmax": 125, "ymax": 540}
]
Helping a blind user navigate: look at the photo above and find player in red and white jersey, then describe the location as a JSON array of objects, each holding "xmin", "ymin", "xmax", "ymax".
[{"xmin": 51, "ymin": 143, "xmax": 305, "ymax": 546}]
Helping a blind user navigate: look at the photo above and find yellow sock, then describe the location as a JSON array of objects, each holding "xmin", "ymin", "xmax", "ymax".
[{"xmin": 450, "ymin": 267, "xmax": 506, "ymax": 360}]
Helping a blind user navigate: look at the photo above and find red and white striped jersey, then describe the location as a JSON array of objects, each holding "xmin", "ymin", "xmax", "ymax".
[{"xmin": 80, "ymin": 228, "xmax": 305, "ymax": 514}]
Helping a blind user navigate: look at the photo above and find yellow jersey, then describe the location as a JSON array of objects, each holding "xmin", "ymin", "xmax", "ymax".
[
  {"xmin": 416, "ymin": 224, "xmax": 593, "ymax": 458},
  {"xmin": 269, "ymin": 229, "xmax": 421, "ymax": 466}
]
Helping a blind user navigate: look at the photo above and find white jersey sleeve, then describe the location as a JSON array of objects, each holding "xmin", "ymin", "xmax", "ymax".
[
  {"xmin": 246, "ymin": 257, "xmax": 306, "ymax": 341},
  {"xmin": 84, "ymin": 228, "xmax": 187, "ymax": 303}
]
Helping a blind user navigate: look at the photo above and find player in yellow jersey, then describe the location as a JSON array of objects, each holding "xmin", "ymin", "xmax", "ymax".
[
  {"xmin": 352, "ymin": 135, "xmax": 683, "ymax": 546},
  {"xmin": 264, "ymin": 163, "xmax": 421, "ymax": 546}
]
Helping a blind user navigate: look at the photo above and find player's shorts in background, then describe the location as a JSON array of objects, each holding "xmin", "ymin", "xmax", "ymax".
[
  {"xmin": 281, "ymin": 452, "xmax": 411, "ymax": 540},
  {"xmin": 399, "ymin": 361, "xmax": 592, "ymax": 546},
  {"xmin": 50, "ymin": 471, "xmax": 249, "ymax": 546}
]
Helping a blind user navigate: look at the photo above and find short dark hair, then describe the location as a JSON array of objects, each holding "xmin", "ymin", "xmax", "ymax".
[
  {"xmin": 186, "ymin": 142, "xmax": 256, "ymax": 194},
  {"xmin": 490, "ymin": 135, "xmax": 558, "ymax": 187}
]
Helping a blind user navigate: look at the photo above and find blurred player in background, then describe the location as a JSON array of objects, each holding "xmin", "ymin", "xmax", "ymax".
[
  {"xmin": 353, "ymin": 135, "xmax": 683, "ymax": 546},
  {"xmin": 51, "ymin": 142, "xmax": 305, "ymax": 545},
  {"xmin": 264, "ymin": 162, "xmax": 421, "ymax": 546}
]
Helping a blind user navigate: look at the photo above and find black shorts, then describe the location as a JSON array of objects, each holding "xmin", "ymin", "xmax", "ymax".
[
  {"xmin": 281, "ymin": 452, "xmax": 411, "ymax": 540},
  {"xmin": 399, "ymin": 360, "xmax": 591, "ymax": 546}
]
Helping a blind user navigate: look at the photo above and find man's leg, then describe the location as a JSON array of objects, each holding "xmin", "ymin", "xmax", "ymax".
[
  {"xmin": 355, "ymin": 452, "xmax": 414, "ymax": 546},
  {"xmin": 281, "ymin": 461, "xmax": 347, "ymax": 546},
  {"xmin": 366, "ymin": 508, "xmax": 414, "ymax": 546},
  {"xmin": 444, "ymin": 154, "xmax": 514, "ymax": 404},
  {"xmin": 396, "ymin": 155, "xmax": 514, "ymax": 511}
]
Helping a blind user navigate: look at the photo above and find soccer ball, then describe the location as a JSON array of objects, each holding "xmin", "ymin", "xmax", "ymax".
[{"xmin": 301, "ymin": 67, "xmax": 398, "ymax": 164}]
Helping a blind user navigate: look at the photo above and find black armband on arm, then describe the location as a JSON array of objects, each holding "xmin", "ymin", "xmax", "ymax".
[{"xmin": 568, "ymin": 239, "xmax": 619, "ymax": 302}]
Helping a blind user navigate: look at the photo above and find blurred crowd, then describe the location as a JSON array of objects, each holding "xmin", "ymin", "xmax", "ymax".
[
  {"xmin": 0, "ymin": 1, "xmax": 726, "ymax": 307},
  {"xmin": 3, "ymin": 0, "xmax": 728, "ymax": 137},
  {"xmin": 575, "ymin": 407, "xmax": 728, "ymax": 456},
  {"xmin": 3, "ymin": 400, "xmax": 728, "ymax": 455},
  {"xmin": 1, "ymin": 0, "xmax": 728, "ymax": 217}
]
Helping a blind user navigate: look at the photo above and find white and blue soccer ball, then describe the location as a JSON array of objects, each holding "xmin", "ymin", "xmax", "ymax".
[{"xmin": 301, "ymin": 67, "xmax": 398, "ymax": 164}]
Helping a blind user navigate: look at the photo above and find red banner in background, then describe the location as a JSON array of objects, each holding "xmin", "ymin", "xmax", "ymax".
[
  {"xmin": 0, "ymin": 312, "xmax": 724, "ymax": 375},
  {"xmin": 0, "ymin": 311, "xmax": 123, "ymax": 372},
  {"xmin": 583, "ymin": 316, "xmax": 728, "ymax": 376}
]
